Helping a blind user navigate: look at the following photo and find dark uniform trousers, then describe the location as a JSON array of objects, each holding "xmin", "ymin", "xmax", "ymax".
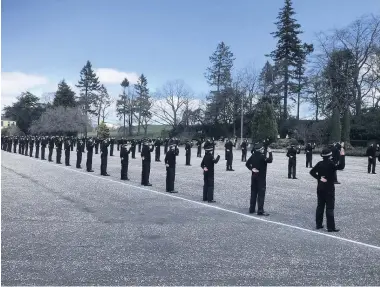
[
  {"xmin": 288, "ymin": 158, "xmax": 297, "ymax": 178},
  {"xmin": 76, "ymin": 151, "xmax": 82, "ymax": 168},
  {"xmin": 132, "ymin": 147, "xmax": 136, "ymax": 159},
  {"xmin": 155, "ymin": 148, "xmax": 160, "ymax": 161},
  {"xmin": 100, "ymin": 155, "xmax": 108, "ymax": 175},
  {"xmin": 110, "ymin": 144, "xmax": 114, "ymax": 156},
  {"xmin": 197, "ymin": 146, "xmax": 202, "ymax": 157},
  {"xmin": 241, "ymin": 150, "xmax": 247, "ymax": 162},
  {"xmin": 86, "ymin": 151, "xmax": 93, "ymax": 171},
  {"xmin": 13, "ymin": 144, "xmax": 17, "ymax": 153},
  {"xmin": 25, "ymin": 144, "xmax": 29, "ymax": 156},
  {"xmin": 35, "ymin": 146, "xmax": 40, "ymax": 158},
  {"xmin": 48, "ymin": 148, "xmax": 54, "ymax": 161},
  {"xmin": 71, "ymin": 144, "xmax": 74, "ymax": 151},
  {"xmin": 186, "ymin": 153, "xmax": 191, "ymax": 165},
  {"xmin": 166, "ymin": 167, "xmax": 175, "ymax": 192},
  {"xmin": 203, "ymin": 172, "xmax": 214, "ymax": 201},
  {"xmin": 226, "ymin": 151, "xmax": 233, "ymax": 170},
  {"xmin": 316, "ymin": 186, "xmax": 336, "ymax": 230},
  {"xmin": 95, "ymin": 145, "xmax": 99, "ymax": 154},
  {"xmin": 141, "ymin": 161, "xmax": 151, "ymax": 185},
  {"xmin": 56, "ymin": 149, "xmax": 62, "ymax": 163},
  {"xmin": 250, "ymin": 175, "xmax": 266, "ymax": 213},
  {"xmin": 368, "ymin": 157, "xmax": 376, "ymax": 173},
  {"xmin": 121, "ymin": 159, "xmax": 129, "ymax": 179},
  {"xmin": 65, "ymin": 150, "xmax": 70, "ymax": 165},
  {"xmin": 29, "ymin": 146, "xmax": 33, "ymax": 157},
  {"xmin": 20, "ymin": 145, "xmax": 24, "ymax": 154},
  {"xmin": 306, "ymin": 154, "xmax": 313, "ymax": 168},
  {"xmin": 41, "ymin": 147, "xmax": 46, "ymax": 160}
]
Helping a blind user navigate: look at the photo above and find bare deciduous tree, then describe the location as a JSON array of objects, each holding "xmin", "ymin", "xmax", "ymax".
[
  {"xmin": 316, "ymin": 15, "xmax": 380, "ymax": 115},
  {"xmin": 153, "ymin": 79, "xmax": 194, "ymax": 129}
]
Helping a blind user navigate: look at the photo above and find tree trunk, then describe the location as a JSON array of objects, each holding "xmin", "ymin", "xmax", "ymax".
[
  {"xmin": 137, "ymin": 107, "xmax": 141, "ymax": 135},
  {"xmin": 315, "ymin": 92, "xmax": 319, "ymax": 121},
  {"xmin": 283, "ymin": 65, "xmax": 289, "ymax": 120},
  {"xmin": 341, "ymin": 109, "xmax": 350, "ymax": 143},
  {"xmin": 297, "ymin": 77, "xmax": 301, "ymax": 121},
  {"xmin": 128, "ymin": 113, "xmax": 132, "ymax": 136},
  {"xmin": 84, "ymin": 87, "xmax": 88, "ymax": 137},
  {"xmin": 123, "ymin": 113, "xmax": 126, "ymax": 137}
]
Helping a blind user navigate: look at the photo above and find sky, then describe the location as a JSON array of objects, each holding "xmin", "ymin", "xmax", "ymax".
[{"xmin": 2, "ymin": 0, "xmax": 380, "ymax": 124}]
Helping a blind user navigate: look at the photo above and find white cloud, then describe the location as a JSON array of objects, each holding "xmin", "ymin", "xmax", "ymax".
[
  {"xmin": 95, "ymin": 68, "xmax": 139, "ymax": 85},
  {"xmin": 1, "ymin": 72, "xmax": 49, "ymax": 94},
  {"xmin": 1, "ymin": 72, "xmax": 50, "ymax": 107}
]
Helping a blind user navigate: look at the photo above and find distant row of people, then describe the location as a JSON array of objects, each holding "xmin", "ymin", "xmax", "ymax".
[{"xmin": 2, "ymin": 134, "xmax": 379, "ymax": 232}]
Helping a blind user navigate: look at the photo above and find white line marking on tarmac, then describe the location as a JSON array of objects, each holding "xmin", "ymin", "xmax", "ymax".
[{"xmin": 3, "ymin": 151, "xmax": 380, "ymax": 251}]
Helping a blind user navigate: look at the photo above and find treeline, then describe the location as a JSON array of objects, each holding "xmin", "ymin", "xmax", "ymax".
[{"xmin": 3, "ymin": 0, "xmax": 380, "ymax": 144}]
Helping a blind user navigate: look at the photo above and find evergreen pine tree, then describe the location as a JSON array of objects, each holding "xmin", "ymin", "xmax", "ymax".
[
  {"xmin": 76, "ymin": 60, "xmax": 101, "ymax": 136},
  {"xmin": 204, "ymin": 41, "xmax": 235, "ymax": 124},
  {"xmin": 269, "ymin": 0, "xmax": 305, "ymax": 121},
  {"xmin": 116, "ymin": 78, "xmax": 130, "ymax": 137},
  {"xmin": 97, "ymin": 121, "xmax": 110, "ymax": 140},
  {"xmin": 259, "ymin": 61, "xmax": 276, "ymax": 97},
  {"xmin": 294, "ymin": 43, "xmax": 314, "ymax": 120},
  {"xmin": 252, "ymin": 98, "xmax": 278, "ymax": 141},
  {"xmin": 134, "ymin": 74, "xmax": 149, "ymax": 135},
  {"xmin": 53, "ymin": 80, "xmax": 77, "ymax": 108}
]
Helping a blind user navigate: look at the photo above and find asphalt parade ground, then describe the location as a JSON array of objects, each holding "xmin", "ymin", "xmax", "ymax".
[{"xmin": 1, "ymin": 147, "xmax": 380, "ymax": 285}]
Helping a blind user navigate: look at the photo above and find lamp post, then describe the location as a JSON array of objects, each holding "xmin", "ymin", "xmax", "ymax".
[{"xmin": 240, "ymin": 91, "xmax": 247, "ymax": 146}]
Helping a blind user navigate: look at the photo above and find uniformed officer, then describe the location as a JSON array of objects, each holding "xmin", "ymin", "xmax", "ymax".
[
  {"xmin": 330, "ymin": 143, "xmax": 341, "ymax": 184},
  {"xmin": 305, "ymin": 142, "xmax": 316, "ymax": 168},
  {"xmin": 286, "ymin": 143, "xmax": 301, "ymax": 179},
  {"xmin": 366, "ymin": 143, "xmax": 379, "ymax": 174},
  {"xmin": 120, "ymin": 142, "xmax": 132, "ymax": 180},
  {"xmin": 131, "ymin": 139, "xmax": 136, "ymax": 159},
  {"xmin": 19, "ymin": 136, "xmax": 24, "ymax": 154},
  {"xmin": 29, "ymin": 136, "xmax": 35, "ymax": 157},
  {"xmin": 138, "ymin": 139, "xmax": 142, "ymax": 153},
  {"xmin": 196, "ymin": 138, "xmax": 203, "ymax": 158},
  {"xmin": 64, "ymin": 137, "xmax": 71, "ymax": 166},
  {"xmin": 310, "ymin": 148, "xmax": 342, "ymax": 232},
  {"xmin": 185, "ymin": 140, "xmax": 192, "ymax": 166},
  {"xmin": 165, "ymin": 140, "xmax": 179, "ymax": 193},
  {"xmin": 24, "ymin": 136, "xmax": 29, "ymax": 156},
  {"xmin": 41, "ymin": 136, "xmax": 47, "ymax": 160},
  {"xmin": 76, "ymin": 138, "xmax": 84, "ymax": 168},
  {"xmin": 86, "ymin": 138, "xmax": 95, "ymax": 172},
  {"xmin": 48, "ymin": 136, "xmax": 55, "ymax": 162},
  {"xmin": 110, "ymin": 137, "xmax": 115, "ymax": 156},
  {"xmin": 141, "ymin": 139, "xmax": 154, "ymax": 186},
  {"xmin": 154, "ymin": 138, "xmax": 162, "ymax": 162},
  {"xmin": 201, "ymin": 143, "xmax": 220, "ymax": 202},
  {"xmin": 95, "ymin": 138, "xmax": 100, "ymax": 154},
  {"xmin": 164, "ymin": 138, "xmax": 169, "ymax": 154},
  {"xmin": 246, "ymin": 142, "xmax": 272, "ymax": 215},
  {"xmin": 100, "ymin": 139, "xmax": 110, "ymax": 176},
  {"xmin": 70, "ymin": 136, "xmax": 74, "ymax": 151},
  {"xmin": 34, "ymin": 136, "xmax": 40, "ymax": 158},
  {"xmin": 13, "ymin": 136, "xmax": 18, "ymax": 153},
  {"xmin": 55, "ymin": 136, "xmax": 63, "ymax": 164},
  {"xmin": 241, "ymin": 139, "xmax": 248, "ymax": 162},
  {"xmin": 224, "ymin": 138, "xmax": 236, "ymax": 171}
]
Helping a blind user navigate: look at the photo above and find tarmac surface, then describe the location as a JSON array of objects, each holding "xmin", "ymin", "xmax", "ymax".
[{"xmin": 1, "ymin": 146, "xmax": 380, "ymax": 285}]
